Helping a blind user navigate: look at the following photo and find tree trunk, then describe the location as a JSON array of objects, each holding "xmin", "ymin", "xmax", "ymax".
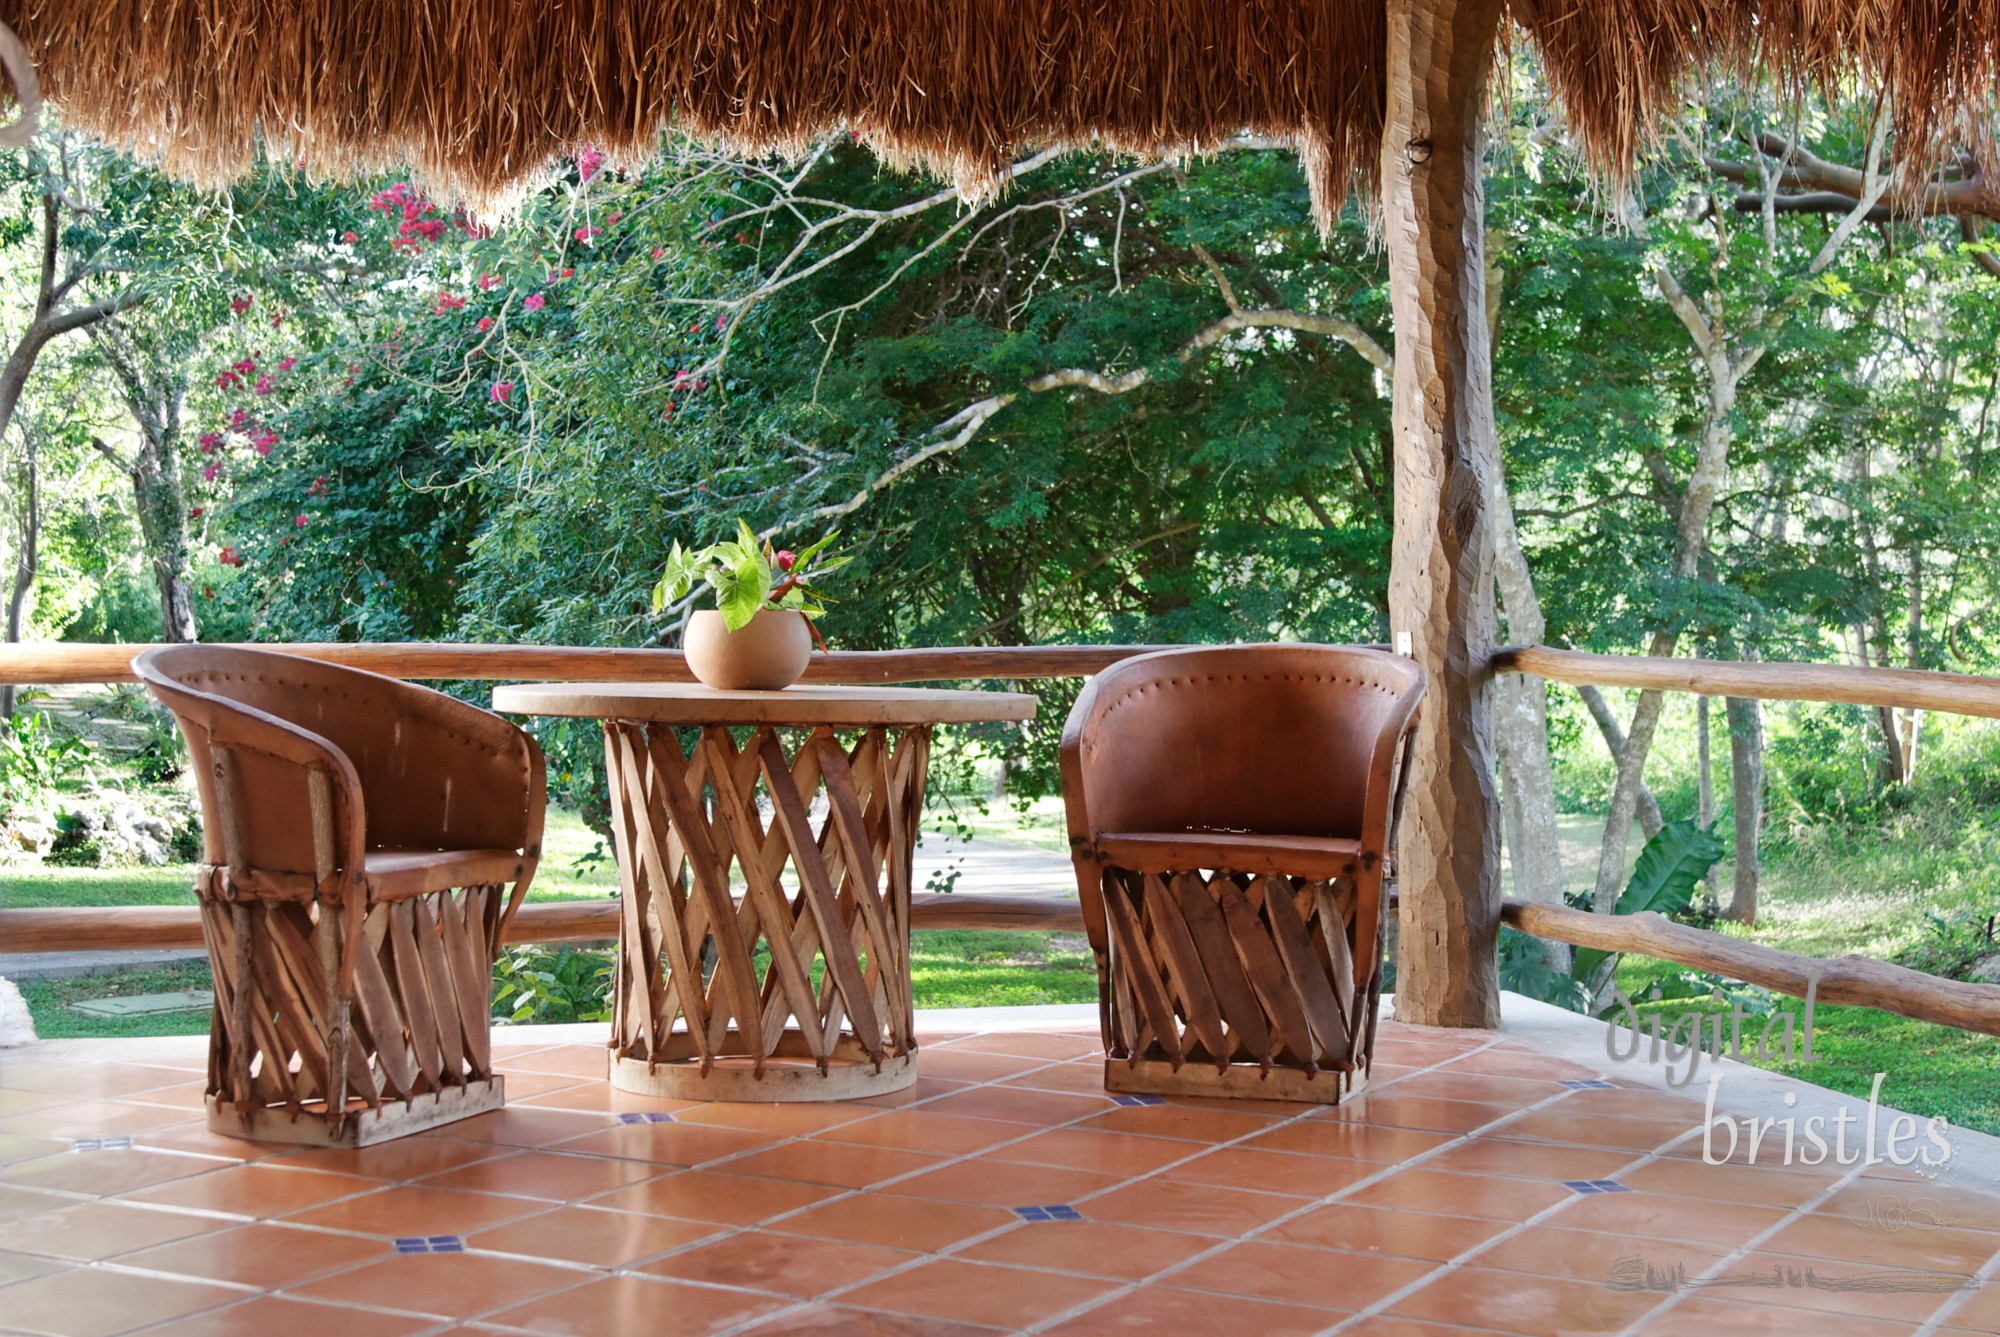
[
  {"xmin": 1725, "ymin": 693, "xmax": 1764, "ymax": 924},
  {"xmin": 104, "ymin": 409, "xmax": 198, "ymax": 643},
  {"xmin": 1591, "ymin": 353, "xmax": 1740, "ymax": 908},
  {"xmin": 1697, "ymin": 692, "xmax": 1715, "ymax": 829},
  {"xmin": 1575, "ymin": 682, "xmax": 1666, "ymax": 839},
  {"xmin": 1382, "ymin": 0, "xmax": 1505, "ymax": 1028},
  {"xmin": 2, "ymin": 420, "xmax": 38, "ymax": 718},
  {"xmin": 1489, "ymin": 468, "xmax": 1568, "ymax": 980}
]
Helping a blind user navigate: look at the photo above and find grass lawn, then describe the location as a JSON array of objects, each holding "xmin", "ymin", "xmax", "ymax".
[{"xmin": 1580, "ymin": 805, "xmax": 2000, "ymax": 1135}]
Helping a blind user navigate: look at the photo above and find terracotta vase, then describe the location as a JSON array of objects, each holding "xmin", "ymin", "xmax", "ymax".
[{"xmin": 683, "ymin": 608, "xmax": 812, "ymax": 691}]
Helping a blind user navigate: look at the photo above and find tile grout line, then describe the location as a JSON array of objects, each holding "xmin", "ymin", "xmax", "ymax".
[
  {"xmin": 1913, "ymin": 1225, "xmax": 2000, "ymax": 1336},
  {"xmin": 1611, "ymin": 1155, "xmax": 1917, "ymax": 1335},
  {"xmin": 17, "ymin": 1029, "xmax": 1512, "ymax": 1337},
  {"xmin": 996, "ymin": 1035, "xmax": 1583, "ymax": 1336},
  {"xmin": 1314, "ymin": 1117, "xmax": 1712, "ymax": 1335},
  {"xmin": 54, "ymin": 1036, "xmax": 1103, "ymax": 1337},
  {"xmin": 694, "ymin": 1028, "xmax": 1518, "ymax": 1336}
]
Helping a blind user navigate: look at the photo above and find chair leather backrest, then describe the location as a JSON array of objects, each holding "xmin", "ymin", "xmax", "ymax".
[
  {"xmin": 1068, "ymin": 645, "xmax": 1423, "ymax": 839},
  {"xmin": 138, "ymin": 645, "xmax": 532, "ymax": 872}
]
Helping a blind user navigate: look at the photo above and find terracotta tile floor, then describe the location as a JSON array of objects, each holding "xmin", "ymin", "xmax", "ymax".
[{"xmin": 1, "ymin": 1020, "xmax": 1997, "ymax": 1336}]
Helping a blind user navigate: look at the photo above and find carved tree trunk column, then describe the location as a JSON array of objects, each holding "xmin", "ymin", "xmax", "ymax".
[{"xmin": 1382, "ymin": 0, "xmax": 1505, "ymax": 1027}]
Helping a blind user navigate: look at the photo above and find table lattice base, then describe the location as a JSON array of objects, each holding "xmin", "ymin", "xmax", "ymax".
[{"xmin": 603, "ymin": 719, "xmax": 928, "ymax": 1101}]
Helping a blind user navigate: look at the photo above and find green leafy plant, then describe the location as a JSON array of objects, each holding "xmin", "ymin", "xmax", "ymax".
[
  {"xmin": 0, "ymin": 712, "xmax": 91, "ymax": 814},
  {"xmin": 491, "ymin": 945, "xmax": 613, "ymax": 1024},
  {"xmin": 1498, "ymin": 819, "xmax": 1726, "ymax": 1013},
  {"xmin": 651, "ymin": 519, "xmax": 849, "ymax": 638},
  {"xmin": 1899, "ymin": 907, "xmax": 1999, "ymax": 981},
  {"xmin": 132, "ymin": 706, "xmax": 189, "ymax": 784},
  {"xmin": 45, "ymin": 809, "xmax": 104, "ymax": 868}
]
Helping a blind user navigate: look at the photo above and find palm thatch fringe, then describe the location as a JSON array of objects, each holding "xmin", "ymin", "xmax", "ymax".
[{"xmin": 0, "ymin": 1, "xmax": 1992, "ymax": 226}]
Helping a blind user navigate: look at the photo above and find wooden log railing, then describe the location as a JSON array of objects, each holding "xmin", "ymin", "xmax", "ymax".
[
  {"xmin": 1499, "ymin": 900, "xmax": 2000, "ymax": 1036},
  {"xmin": 0, "ymin": 895, "xmax": 1087, "ymax": 955},
  {"xmin": 1494, "ymin": 644, "xmax": 2000, "ymax": 722},
  {"xmin": 0, "ymin": 641, "xmax": 1174, "ymax": 687}
]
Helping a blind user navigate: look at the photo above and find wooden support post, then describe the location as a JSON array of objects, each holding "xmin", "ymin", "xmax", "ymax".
[{"xmin": 1381, "ymin": 0, "xmax": 1505, "ymax": 1027}]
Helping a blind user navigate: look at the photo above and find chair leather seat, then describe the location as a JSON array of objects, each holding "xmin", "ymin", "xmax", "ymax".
[
  {"xmin": 1096, "ymin": 830, "xmax": 1367, "ymax": 880},
  {"xmin": 364, "ymin": 847, "xmax": 527, "ymax": 899}
]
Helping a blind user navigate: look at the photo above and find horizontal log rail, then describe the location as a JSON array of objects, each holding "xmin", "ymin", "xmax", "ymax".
[
  {"xmin": 0, "ymin": 641, "xmax": 1177, "ymax": 687},
  {"xmin": 0, "ymin": 894, "xmax": 1086, "ymax": 955},
  {"xmin": 1499, "ymin": 899, "xmax": 2000, "ymax": 1037},
  {"xmin": 1494, "ymin": 644, "xmax": 2000, "ymax": 721}
]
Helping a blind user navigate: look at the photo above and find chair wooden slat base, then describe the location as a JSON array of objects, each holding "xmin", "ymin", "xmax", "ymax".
[
  {"xmin": 1094, "ymin": 865, "xmax": 1384, "ymax": 1105},
  {"xmin": 1104, "ymin": 1058, "xmax": 1366, "ymax": 1104},
  {"xmin": 199, "ymin": 871, "xmax": 513, "ymax": 1146},
  {"xmin": 203, "ymin": 1082, "xmax": 506, "ymax": 1148}
]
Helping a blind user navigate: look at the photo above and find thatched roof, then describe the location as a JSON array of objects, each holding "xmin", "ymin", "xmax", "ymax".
[{"xmin": 3, "ymin": 1, "xmax": 1994, "ymax": 226}]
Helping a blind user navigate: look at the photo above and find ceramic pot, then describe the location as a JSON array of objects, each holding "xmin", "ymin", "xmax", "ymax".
[{"xmin": 683, "ymin": 608, "xmax": 812, "ymax": 691}]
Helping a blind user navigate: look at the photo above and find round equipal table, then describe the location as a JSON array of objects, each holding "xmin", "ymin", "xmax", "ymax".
[{"xmin": 491, "ymin": 682, "xmax": 1036, "ymax": 1100}]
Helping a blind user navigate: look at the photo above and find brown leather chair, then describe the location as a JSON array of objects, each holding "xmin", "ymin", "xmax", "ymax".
[
  {"xmin": 136, "ymin": 646, "xmax": 544, "ymax": 1146},
  {"xmin": 1060, "ymin": 645, "xmax": 1423, "ymax": 1103}
]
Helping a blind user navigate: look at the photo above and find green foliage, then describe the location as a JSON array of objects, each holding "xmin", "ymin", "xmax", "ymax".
[
  {"xmin": 652, "ymin": 521, "xmax": 849, "ymax": 631},
  {"xmin": 492, "ymin": 945, "xmax": 614, "ymax": 1024},
  {"xmin": 1899, "ymin": 908, "xmax": 1999, "ymax": 983},
  {"xmin": 1501, "ymin": 819, "xmax": 1725, "ymax": 1012},
  {"xmin": 0, "ymin": 712, "xmax": 90, "ymax": 814}
]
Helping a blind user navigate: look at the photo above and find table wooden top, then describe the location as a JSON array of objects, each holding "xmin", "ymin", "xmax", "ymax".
[{"xmin": 491, "ymin": 681, "xmax": 1037, "ymax": 726}]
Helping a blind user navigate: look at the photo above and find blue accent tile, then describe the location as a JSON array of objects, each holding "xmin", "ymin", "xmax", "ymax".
[
  {"xmin": 1563, "ymin": 1180, "xmax": 1606, "ymax": 1194},
  {"xmin": 394, "ymin": 1235, "xmax": 466, "ymax": 1253},
  {"xmin": 1560, "ymin": 1079, "xmax": 1617, "ymax": 1090},
  {"xmin": 1013, "ymin": 1204, "xmax": 1082, "ymax": 1222},
  {"xmin": 1109, "ymin": 1094, "xmax": 1164, "ymax": 1107},
  {"xmin": 618, "ymin": 1112, "xmax": 676, "ymax": 1125},
  {"xmin": 1588, "ymin": 1180, "xmax": 1631, "ymax": 1193},
  {"xmin": 71, "ymin": 1137, "xmax": 134, "ymax": 1151}
]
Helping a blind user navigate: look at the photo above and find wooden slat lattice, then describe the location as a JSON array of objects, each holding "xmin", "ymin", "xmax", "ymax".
[
  {"xmin": 604, "ymin": 720, "xmax": 929, "ymax": 1099},
  {"xmin": 1096, "ymin": 865, "xmax": 1377, "ymax": 1102},
  {"xmin": 199, "ymin": 871, "xmax": 506, "ymax": 1143}
]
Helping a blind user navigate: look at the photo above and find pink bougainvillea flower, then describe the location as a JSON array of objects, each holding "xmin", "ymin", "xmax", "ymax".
[
  {"xmin": 215, "ymin": 371, "xmax": 239, "ymax": 390},
  {"xmin": 607, "ymin": 210, "xmax": 622, "ymax": 227},
  {"xmin": 230, "ymin": 295, "xmax": 253, "ymax": 315},
  {"xmin": 573, "ymin": 225, "xmax": 600, "ymax": 244},
  {"xmin": 577, "ymin": 146, "xmax": 605, "ymax": 180},
  {"xmin": 198, "ymin": 433, "xmax": 221, "ymax": 453},
  {"xmin": 295, "ymin": 514, "xmax": 310, "ymax": 528},
  {"xmin": 490, "ymin": 381, "xmax": 514, "ymax": 403},
  {"xmin": 341, "ymin": 230, "xmax": 359, "ymax": 243},
  {"xmin": 662, "ymin": 401, "xmax": 675, "ymax": 416},
  {"xmin": 433, "ymin": 292, "xmax": 467, "ymax": 315},
  {"xmin": 255, "ymin": 376, "xmax": 275, "ymax": 396},
  {"xmin": 230, "ymin": 408, "xmax": 251, "ymax": 430},
  {"xmin": 477, "ymin": 316, "xmax": 495, "ymax": 333},
  {"xmin": 202, "ymin": 586, "xmax": 214, "ymax": 600},
  {"xmin": 651, "ymin": 246, "xmax": 665, "ymax": 260},
  {"xmin": 561, "ymin": 267, "xmax": 574, "ymax": 278},
  {"xmin": 479, "ymin": 273, "xmax": 501, "ymax": 291},
  {"xmin": 202, "ymin": 463, "xmax": 222, "ymax": 482},
  {"xmin": 190, "ymin": 507, "xmax": 204, "ymax": 519},
  {"xmin": 233, "ymin": 357, "xmax": 256, "ymax": 375},
  {"xmin": 523, "ymin": 292, "xmax": 546, "ymax": 313},
  {"xmin": 250, "ymin": 432, "xmax": 278, "ymax": 456},
  {"xmin": 277, "ymin": 356, "xmax": 296, "ymax": 372}
]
